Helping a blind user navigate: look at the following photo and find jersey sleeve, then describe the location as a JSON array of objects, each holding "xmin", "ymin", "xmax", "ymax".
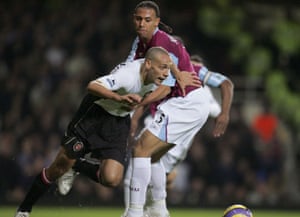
[
  {"xmin": 170, "ymin": 36, "xmax": 194, "ymax": 72},
  {"xmin": 176, "ymin": 45, "xmax": 194, "ymax": 72},
  {"xmin": 198, "ymin": 66, "xmax": 228, "ymax": 87},
  {"xmin": 161, "ymin": 71, "xmax": 176, "ymax": 86},
  {"xmin": 96, "ymin": 62, "xmax": 134, "ymax": 91},
  {"xmin": 126, "ymin": 37, "xmax": 139, "ymax": 62}
]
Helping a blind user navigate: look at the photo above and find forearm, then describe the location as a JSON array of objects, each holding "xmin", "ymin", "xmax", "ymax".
[
  {"xmin": 87, "ymin": 81, "xmax": 121, "ymax": 101},
  {"xmin": 219, "ymin": 79, "xmax": 234, "ymax": 115},
  {"xmin": 131, "ymin": 105, "xmax": 147, "ymax": 125},
  {"xmin": 140, "ymin": 85, "xmax": 171, "ymax": 106}
]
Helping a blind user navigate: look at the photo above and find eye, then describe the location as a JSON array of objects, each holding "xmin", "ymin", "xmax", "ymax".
[
  {"xmin": 135, "ymin": 16, "xmax": 142, "ymax": 21},
  {"xmin": 159, "ymin": 64, "xmax": 168, "ymax": 70}
]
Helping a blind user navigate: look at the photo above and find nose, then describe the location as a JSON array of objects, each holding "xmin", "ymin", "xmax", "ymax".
[
  {"xmin": 139, "ymin": 19, "xmax": 146, "ymax": 27},
  {"xmin": 163, "ymin": 71, "xmax": 169, "ymax": 78}
]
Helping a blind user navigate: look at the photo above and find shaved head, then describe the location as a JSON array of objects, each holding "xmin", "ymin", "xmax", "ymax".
[{"xmin": 145, "ymin": 46, "xmax": 170, "ymax": 61}]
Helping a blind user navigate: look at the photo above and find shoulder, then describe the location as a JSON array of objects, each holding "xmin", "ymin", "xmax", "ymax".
[
  {"xmin": 153, "ymin": 30, "xmax": 183, "ymax": 52},
  {"xmin": 154, "ymin": 30, "xmax": 176, "ymax": 44},
  {"xmin": 112, "ymin": 60, "xmax": 141, "ymax": 74}
]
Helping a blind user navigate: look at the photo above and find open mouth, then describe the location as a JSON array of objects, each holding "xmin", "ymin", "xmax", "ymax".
[{"xmin": 157, "ymin": 77, "xmax": 165, "ymax": 83}]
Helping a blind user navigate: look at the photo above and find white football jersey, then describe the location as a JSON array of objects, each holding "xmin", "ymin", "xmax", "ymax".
[{"xmin": 94, "ymin": 59, "xmax": 156, "ymax": 117}]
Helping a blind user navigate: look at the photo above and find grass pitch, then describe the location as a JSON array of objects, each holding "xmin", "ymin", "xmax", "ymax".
[{"xmin": 2, "ymin": 206, "xmax": 300, "ymax": 217}]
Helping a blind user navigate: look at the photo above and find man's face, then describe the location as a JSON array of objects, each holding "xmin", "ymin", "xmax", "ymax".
[
  {"xmin": 145, "ymin": 53, "xmax": 171, "ymax": 85},
  {"xmin": 133, "ymin": 7, "xmax": 160, "ymax": 43}
]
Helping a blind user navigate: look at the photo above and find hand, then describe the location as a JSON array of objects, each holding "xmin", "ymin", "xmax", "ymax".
[
  {"xmin": 177, "ymin": 71, "xmax": 201, "ymax": 96},
  {"xmin": 212, "ymin": 113, "xmax": 229, "ymax": 137},
  {"xmin": 119, "ymin": 94, "xmax": 142, "ymax": 110}
]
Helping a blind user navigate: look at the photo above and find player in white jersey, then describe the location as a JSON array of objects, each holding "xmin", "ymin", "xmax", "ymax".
[
  {"xmin": 14, "ymin": 47, "xmax": 173, "ymax": 217},
  {"xmin": 122, "ymin": 55, "xmax": 223, "ymax": 217}
]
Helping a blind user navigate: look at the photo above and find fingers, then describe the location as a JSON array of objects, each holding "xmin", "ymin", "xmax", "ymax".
[
  {"xmin": 192, "ymin": 80, "xmax": 202, "ymax": 87},
  {"xmin": 124, "ymin": 94, "xmax": 142, "ymax": 104},
  {"xmin": 213, "ymin": 124, "xmax": 225, "ymax": 137},
  {"xmin": 213, "ymin": 120, "xmax": 228, "ymax": 137},
  {"xmin": 181, "ymin": 87, "xmax": 186, "ymax": 96}
]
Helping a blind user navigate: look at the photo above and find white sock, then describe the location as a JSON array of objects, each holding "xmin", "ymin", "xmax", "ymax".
[
  {"xmin": 148, "ymin": 161, "xmax": 168, "ymax": 212},
  {"xmin": 128, "ymin": 157, "xmax": 151, "ymax": 217},
  {"xmin": 123, "ymin": 158, "xmax": 132, "ymax": 214}
]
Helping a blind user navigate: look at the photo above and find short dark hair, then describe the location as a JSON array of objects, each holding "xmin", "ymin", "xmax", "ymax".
[
  {"xmin": 190, "ymin": 54, "xmax": 204, "ymax": 65},
  {"xmin": 135, "ymin": 1, "xmax": 160, "ymax": 17},
  {"xmin": 134, "ymin": 1, "xmax": 173, "ymax": 33}
]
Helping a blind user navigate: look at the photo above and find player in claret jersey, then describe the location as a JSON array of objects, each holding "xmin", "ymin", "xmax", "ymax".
[{"xmin": 57, "ymin": 2, "xmax": 234, "ymax": 217}]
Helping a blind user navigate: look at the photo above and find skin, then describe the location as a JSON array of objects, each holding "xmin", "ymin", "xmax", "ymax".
[
  {"xmin": 133, "ymin": 7, "xmax": 201, "ymax": 95},
  {"xmin": 190, "ymin": 59, "xmax": 233, "ymax": 137},
  {"xmin": 130, "ymin": 58, "xmax": 234, "ymax": 189},
  {"xmin": 133, "ymin": 7, "xmax": 160, "ymax": 44},
  {"xmin": 46, "ymin": 48, "xmax": 172, "ymax": 188}
]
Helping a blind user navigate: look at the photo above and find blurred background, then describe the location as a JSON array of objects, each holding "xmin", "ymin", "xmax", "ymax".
[{"xmin": 0, "ymin": 0, "xmax": 299, "ymax": 210}]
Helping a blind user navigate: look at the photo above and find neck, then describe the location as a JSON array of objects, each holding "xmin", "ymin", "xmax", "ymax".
[
  {"xmin": 140, "ymin": 36, "xmax": 150, "ymax": 44},
  {"xmin": 140, "ymin": 62, "xmax": 147, "ymax": 84}
]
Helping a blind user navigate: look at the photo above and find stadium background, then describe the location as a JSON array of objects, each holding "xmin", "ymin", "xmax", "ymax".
[{"xmin": 0, "ymin": 0, "xmax": 299, "ymax": 213}]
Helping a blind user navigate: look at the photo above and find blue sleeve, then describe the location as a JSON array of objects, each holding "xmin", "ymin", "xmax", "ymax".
[
  {"xmin": 199, "ymin": 67, "xmax": 227, "ymax": 87},
  {"xmin": 161, "ymin": 72, "xmax": 176, "ymax": 86},
  {"xmin": 161, "ymin": 53, "xmax": 178, "ymax": 87},
  {"xmin": 126, "ymin": 37, "xmax": 139, "ymax": 62}
]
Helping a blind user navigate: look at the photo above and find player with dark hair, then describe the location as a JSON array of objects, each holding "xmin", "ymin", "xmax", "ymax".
[
  {"xmin": 122, "ymin": 54, "xmax": 223, "ymax": 216},
  {"xmin": 122, "ymin": 3, "xmax": 234, "ymax": 216},
  {"xmin": 14, "ymin": 46, "xmax": 174, "ymax": 217},
  {"xmin": 123, "ymin": 55, "xmax": 232, "ymax": 217},
  {"xmin": 57, "ymin": 2, "xmax": 233, "ymax": 217},
  {"xmin": 57, "ymin": 0, "xmax": 201, "ymax": 197}
]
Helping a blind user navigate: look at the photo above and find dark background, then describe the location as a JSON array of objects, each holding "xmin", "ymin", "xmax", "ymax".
[{"xmin": 0, "ymin": 0, "xmax": 299, "ymax": 209}]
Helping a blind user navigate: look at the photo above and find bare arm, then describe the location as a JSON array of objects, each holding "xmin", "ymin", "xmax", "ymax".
[
  {"xmin": 87, "ymin": 80, "xmax": 142, "ymax": 106},
  {"xmin": 213, "ymin": 79, "xmax": 234, "ymax": 137},
  {"xmin": 139, "ymin": 85, "xmax": 171, "ymax": 106},
  {"xmin": 130, "ymin": 105, "xmax": 147, "ymax": 137},
  {"xmin": 129, "ymin": 85, "xmax": 171, "ymax": 144}
]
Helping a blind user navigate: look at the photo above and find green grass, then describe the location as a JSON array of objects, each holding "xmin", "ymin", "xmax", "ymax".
[{"xmin": 2, "ymin": 206, "xmax": 300, "ymax": 217}]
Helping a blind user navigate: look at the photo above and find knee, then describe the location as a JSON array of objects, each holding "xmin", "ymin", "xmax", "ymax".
[
  {"xmin": 98, "ymin": 159, "xmax": 124, "ymax": 187},
  {"xmin": 99, "ymin": 172, "xmax": 122, "ymax": 187}
]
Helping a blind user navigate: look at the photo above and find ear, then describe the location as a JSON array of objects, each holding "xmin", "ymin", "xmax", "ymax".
[
  {"xmin": 145, "ymin": 59, "xmax": 152, "ymax": 68},
  {"xmin": 155, "ymin": 17, "xmax": 160, "ymax": 27}
]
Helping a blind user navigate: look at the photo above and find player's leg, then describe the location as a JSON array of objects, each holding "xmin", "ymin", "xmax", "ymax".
[
  {"xmin": 144, "ymin": 160, "xmax": 169, "ymax": 217},
  {"xmin": 57, "ymin": 157, "xmax": 100, "ymax": 195},
  {"xmin": 58, "ymin": 150, "xmax": 126, "ymax": 196},
  {"xmin": 144, "ymin": 153, "xmax": 179, "ymax": 217},
  {"xmin": 15, "ymin": 147, "xmax": 75, "ymax": 216},
  {"xmin": 121, "ymin": 158, "xmax": 133, "ymax": 217},
  {"xmin": 166, "ymin": 169, "xmax": 177, "ymax": 190},
  {"xmin": 97, "ymin": 158, "xmax": 124, "ymax": 187},
  {"xmin": 127, "ymin": 129, "xmax": 173, "ymax": 217},
  {"xmin": 59, "ymin": 105, "xmax": 130, "ymax": 194}
]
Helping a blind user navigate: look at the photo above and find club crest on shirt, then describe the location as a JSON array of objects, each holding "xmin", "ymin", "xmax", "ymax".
[{"xmin": 73, "ymin": 141, "xmax": 84, "ymax": 152}]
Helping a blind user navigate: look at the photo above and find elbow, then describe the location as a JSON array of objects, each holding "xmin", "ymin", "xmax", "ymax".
[
  {"xmin": 87, "ymin": 80, "xmax": 97, "ymax": 93},
  {"xmin": 223, "ymin": 79, "xmax": 234, "ymax": 91},
  {"xmin": 220, "ymin": 79, "xmax": 234, "ymax": 97}
]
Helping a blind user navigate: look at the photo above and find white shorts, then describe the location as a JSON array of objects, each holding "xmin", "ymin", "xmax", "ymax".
[
  {"xmin": 160, "ymin": 153, "xmax": 181, "ymax": 173},
  {"xmin": 147, "ymin": 87, "xmax": 210, "ymax": 159}
]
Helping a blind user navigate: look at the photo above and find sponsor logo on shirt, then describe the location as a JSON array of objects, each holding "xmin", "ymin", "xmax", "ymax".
[{"xmin": 106, "ymin": 78, "xmax": 115, "ymax": 88}]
